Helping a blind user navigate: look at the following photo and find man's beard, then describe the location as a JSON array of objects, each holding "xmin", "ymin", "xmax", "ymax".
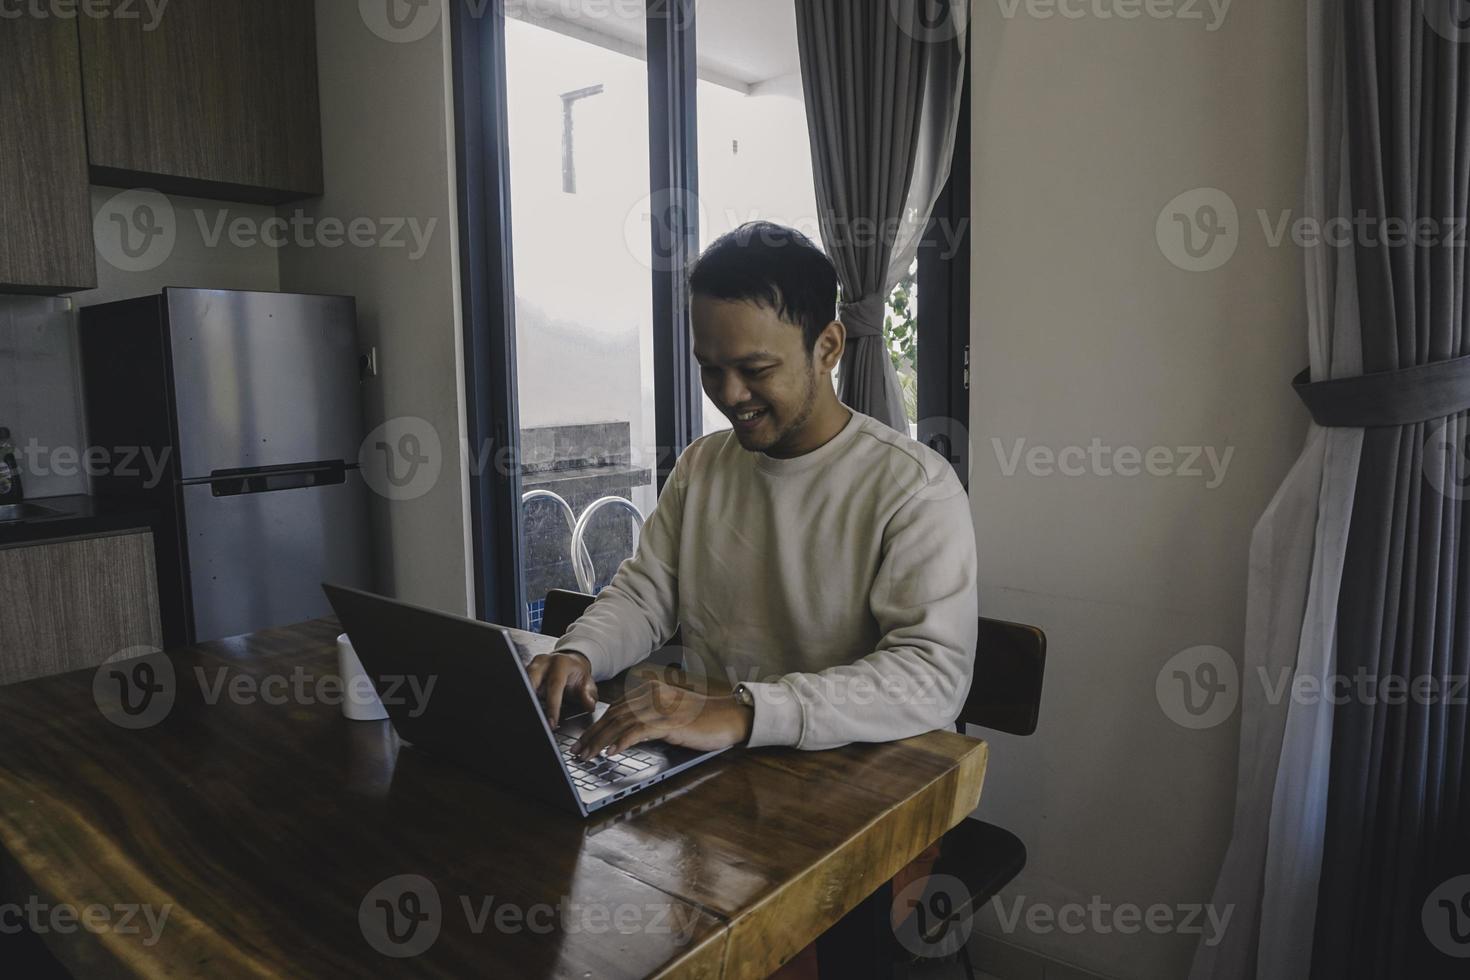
[{"xmin": 740, "ymin": 366, "xmax": 818, "ymax": 455}]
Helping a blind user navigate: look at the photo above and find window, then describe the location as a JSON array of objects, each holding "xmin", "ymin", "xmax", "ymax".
[
  {"xmin": 453, "ymin": 1, "xmax": 969, "ymax": 625},
  {"xmin": 695, "ymin": 0, "xmax": 821, "ymax": 434},
  {"xmin": 503, "ymin": 12, "xmax": 658, "ymax": 623}
]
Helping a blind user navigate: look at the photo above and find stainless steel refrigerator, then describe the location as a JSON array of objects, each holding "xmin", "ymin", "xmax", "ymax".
[{"xmin": 80, "ymin": 288, "xmax": 373, "ymax": 645}]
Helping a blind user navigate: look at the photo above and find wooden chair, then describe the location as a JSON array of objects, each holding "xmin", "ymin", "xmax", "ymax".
[
  {"xmin": 540, "ymin": 588, "xmax": 596, "ymax": 638},
  {"xmin": 903, "ymin": 617, "xmax": 1048, "ymax": 977}
]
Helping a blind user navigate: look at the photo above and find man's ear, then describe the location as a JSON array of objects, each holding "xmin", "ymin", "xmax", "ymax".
[{"xmin": 815, "ymin": 320, "xmax": 845, "ymax": 372}]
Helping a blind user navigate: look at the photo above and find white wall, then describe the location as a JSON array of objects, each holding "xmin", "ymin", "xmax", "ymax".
[
  {"xmin": 966, "ymin": 1, "xmax": 1308, "ymax": 977},
  {"xmin": 277, "ymin": 0, "xmax": 471, "ymax": 615}
]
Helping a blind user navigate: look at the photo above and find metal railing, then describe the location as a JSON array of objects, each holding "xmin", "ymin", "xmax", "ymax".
[{"xmin": 520, "ymin": 490, "xmax": 645, "ymax": 594}]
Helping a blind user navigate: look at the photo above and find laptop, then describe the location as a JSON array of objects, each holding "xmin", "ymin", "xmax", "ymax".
[{"xmin": 322, "ymin": 583, "xmax": 730, "ymax": 817}]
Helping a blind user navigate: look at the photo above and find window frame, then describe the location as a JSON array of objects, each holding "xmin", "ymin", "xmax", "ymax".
[{"xmin": 452, "ymin": 0, "xmax": 971, "ymax": 625}]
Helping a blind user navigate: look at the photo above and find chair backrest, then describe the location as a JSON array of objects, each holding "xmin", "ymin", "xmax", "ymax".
[
  {"xmin": 958, "ymin": 618, "xmax": 1047, "ymax": 736},
  {"xmin": 541, "ymin": 589, "xmax": 596, "ymax": 638}
]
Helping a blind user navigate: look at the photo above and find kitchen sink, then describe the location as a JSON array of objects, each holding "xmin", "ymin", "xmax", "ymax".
[{"xmin": 0, "ymin": 502, "xmax": 70, "ymax": 524}]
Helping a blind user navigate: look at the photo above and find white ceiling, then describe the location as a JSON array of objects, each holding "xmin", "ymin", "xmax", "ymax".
[{"xmin": 515, "ymin": 0, "xmax": 802, "ymax": 89}]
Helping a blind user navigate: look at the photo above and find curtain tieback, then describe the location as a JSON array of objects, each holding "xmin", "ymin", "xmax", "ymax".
[
  {"xmin": 1293, "ymin": 354, "xmax": 1470, "ymax": 427},
  {"xmin": 839, "ymin": 294, "xmax": 886, "ymax": 339}
]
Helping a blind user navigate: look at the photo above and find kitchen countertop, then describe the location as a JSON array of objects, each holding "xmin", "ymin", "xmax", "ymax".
[{"xmin": 0, "ymin": 494, "xmax": 159, "ymax": 548}]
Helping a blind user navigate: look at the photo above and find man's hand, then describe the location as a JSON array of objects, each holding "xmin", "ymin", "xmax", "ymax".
[
  {"xmin": 572, "ymin": 670, "xmax": 754, "ymax": 761},
  {"xmin": 525, "ymin": 651, "xmax": 598, "ymax": 729}
]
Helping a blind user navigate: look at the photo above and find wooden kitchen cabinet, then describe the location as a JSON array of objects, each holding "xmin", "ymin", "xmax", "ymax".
[
  {"xmin": 0, "ymin": 17, "xmax": 97, "ymax": 294},
  {"xmin": 0, "ymin": 531, "xmax": 163, "ymax": 687},
  {"xmin": 78, "ymin": 0, "xmax": 324, "ymax": 204}
]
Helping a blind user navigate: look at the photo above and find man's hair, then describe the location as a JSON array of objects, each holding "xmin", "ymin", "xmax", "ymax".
[{"xmin": 687, "ymin": 221, "xmax": 838, "ymax": 352}]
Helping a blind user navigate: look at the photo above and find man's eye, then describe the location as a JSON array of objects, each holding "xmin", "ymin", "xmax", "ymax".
[{"xmin": 747, "ymin": 366, "xmax": 774, "ymax": 378}]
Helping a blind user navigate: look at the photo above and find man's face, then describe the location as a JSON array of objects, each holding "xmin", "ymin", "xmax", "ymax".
[{"xmin": 691, "ymin": 296, "xmax": 831, "ymax": 455}]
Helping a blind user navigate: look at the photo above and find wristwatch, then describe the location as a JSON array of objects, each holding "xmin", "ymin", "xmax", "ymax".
[{"xmin": 732, "ymin": 683, "xmax": 755, "ymax": 708}]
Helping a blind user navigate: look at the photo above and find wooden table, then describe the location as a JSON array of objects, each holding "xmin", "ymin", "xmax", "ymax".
[{"xmin": 0, "ymin": 618, "xmax": 988, "ymax": 978}]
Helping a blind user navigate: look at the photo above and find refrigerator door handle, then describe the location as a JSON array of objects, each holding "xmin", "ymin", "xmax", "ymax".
[{"xmin": 202, "ymin": 461, "xmax": 350, "ymax": 498}]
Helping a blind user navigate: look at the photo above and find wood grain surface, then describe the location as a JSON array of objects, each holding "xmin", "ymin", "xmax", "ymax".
[
  {"xmin": 0, "ymin": 619, "xmax": 987, "ymax": 978},
  {"xmin": 0, "ymin": 15, "xmax": 96, "ymax": 292},
  {"xmin": 0, "ymin": 530, "xmax": 162, "ymax": 686}
]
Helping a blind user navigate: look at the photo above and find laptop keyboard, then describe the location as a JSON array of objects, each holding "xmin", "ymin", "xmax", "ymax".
[{"xmin": 556, "ymin": 733, "xmax": 658, "ymax": 792}]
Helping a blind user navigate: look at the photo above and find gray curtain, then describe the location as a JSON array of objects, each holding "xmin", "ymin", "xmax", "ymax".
[
  {"xmin": 1194, "ymin": 1, "xmax": 1470, "ymax": 976},
  {"xmin": 1306, "ymin": 4, "xmax": 1470, "ymax": 977},
  {"xmin": 794, "ymin": 0, "xmax": 967, "ymax": 431}
]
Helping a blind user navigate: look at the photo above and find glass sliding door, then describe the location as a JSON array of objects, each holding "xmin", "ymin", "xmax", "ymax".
[
  {"xmin": 503, "ymin": 10, "xmax": 658, "ymax": 628},
  {"xmin": 694, "ymin": 0, "xmax": 821, "ymax": 435}
]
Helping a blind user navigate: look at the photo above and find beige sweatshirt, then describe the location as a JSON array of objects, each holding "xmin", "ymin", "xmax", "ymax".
[{"xmin": 553, "ymin": 410, "xmax": 979, "ymax": 750}]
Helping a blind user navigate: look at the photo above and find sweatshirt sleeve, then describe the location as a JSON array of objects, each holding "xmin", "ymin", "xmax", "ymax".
[
  {"xmin": 743, "ymin": 456, "xmax": 978, "ymax": 750},
  {"xmin": 550, "ymin": 450, "xmax": 690, "ymax": 680}
]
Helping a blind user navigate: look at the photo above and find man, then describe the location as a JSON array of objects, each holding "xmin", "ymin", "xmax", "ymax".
[
  {"xmin": 528, "ymin": 220, "xmax": 978, "ymax": 760},
  {"xmin": 527, "ymin": 221, "xmax": 977, "ymax": 977}
]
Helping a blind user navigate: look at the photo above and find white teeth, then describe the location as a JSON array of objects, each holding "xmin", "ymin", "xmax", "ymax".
[{"xmin": 736, "ymin": 410, "xmax": 762, "ymax": 421}]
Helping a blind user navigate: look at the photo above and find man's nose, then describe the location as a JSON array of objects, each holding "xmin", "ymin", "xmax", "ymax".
[{"xmin": 719, "ymin": 373, "xmax": 752, "ymax": 408}]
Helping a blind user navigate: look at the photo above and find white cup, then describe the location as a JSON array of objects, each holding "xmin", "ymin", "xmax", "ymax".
[{"xmin": 337, "ymin": 633, "xmax": 390, "ymax": 722}]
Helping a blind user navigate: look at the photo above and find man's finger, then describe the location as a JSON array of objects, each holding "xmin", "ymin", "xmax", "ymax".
[
  {"xmin": 525, "ymin": 654, "xmax": 550, "ymax": 691},
  {"xmin": 608, "ymin": 724, "xmax": 654, "ymax": 757},
  {"xmin": 544, "ymin": 661, "xmax": 571, "ymax": 729},
  {"xmin": 579, "ymin": 676, "xmax": 599, "ymax": 713},
  {"xmin": 584, "ymin": 720, "xmax": 641, "ymax": 761},
  {"xmin": 573, "ymin": 710, "xmax": 630, "ymax": 760}
]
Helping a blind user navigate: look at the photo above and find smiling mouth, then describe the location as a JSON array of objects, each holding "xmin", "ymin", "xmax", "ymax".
[{"xmin": 732, "ymin": 408, "xmax": 768, "ymax": 427}]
